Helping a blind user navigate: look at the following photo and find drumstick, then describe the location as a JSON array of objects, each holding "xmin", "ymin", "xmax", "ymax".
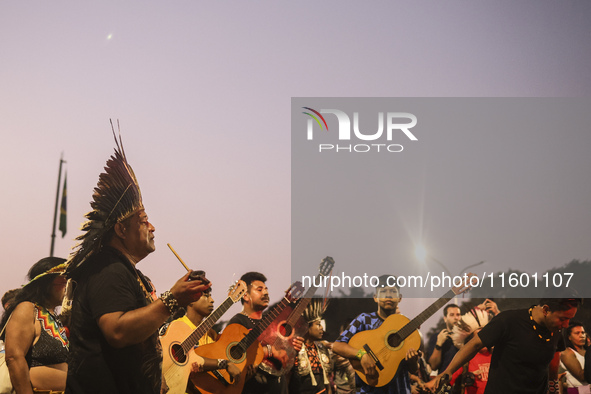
[{"xmin": 167, "ymin": 243, "xmax": 191, "ymax": 273}]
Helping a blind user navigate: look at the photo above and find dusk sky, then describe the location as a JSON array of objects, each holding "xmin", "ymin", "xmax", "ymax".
[{"xmin": 2, "ymin": 2, "xmax": 591, "ymax": 331}]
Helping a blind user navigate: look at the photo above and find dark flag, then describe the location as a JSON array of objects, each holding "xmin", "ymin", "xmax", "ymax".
[{"xmin": 59, "ymin": 173, "xmax": 67, "ymax": 237}]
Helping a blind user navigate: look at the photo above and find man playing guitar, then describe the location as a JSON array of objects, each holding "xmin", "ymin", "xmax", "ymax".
[
  {"xmin": 226, "ymin": 272, "xmax": 304, "ymax": 394},
  {"xmin": 160, "ymin": 283, "xmax": 241, "ymax": 393},
  {"xmin": 332, "ymin": 275, "xmax": 419, "ymax": 394}
]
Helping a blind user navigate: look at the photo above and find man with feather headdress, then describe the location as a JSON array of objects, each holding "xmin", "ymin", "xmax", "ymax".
[
  {"xmin": 288, "ymin": 299, "xmax": 333, "ymax": 394},
  {"xmin": 64, "ymin": 128, "xmax": 210, "ymax": 394}
]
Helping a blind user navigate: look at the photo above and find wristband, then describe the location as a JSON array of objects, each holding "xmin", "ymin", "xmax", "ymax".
[
  {"xmin": 217, "ymin": 359, "xmax": 229, "ymax": 370},
  {"xmin": 160, "ymin": 290, "xmax": 179, "ymax": 315},
  {"xmin": 548, "ymin": 380, "xmax": 559, "ymax": 393},
  {"xmin": 356, "ymin": 349, "xmax": 367, "ymax": 361},
  {"xmin": 435, "ymin": 344, "xmax": 442, "ymax": 351}
]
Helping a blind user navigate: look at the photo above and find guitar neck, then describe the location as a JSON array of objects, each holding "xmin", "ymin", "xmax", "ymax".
[
  {"xmin": 397, "ymin": 289, "xmax": 456, "ymax": 340},
  {"xmin": 241, "ymin": 297, "xmax": 291, "ymax": 350},
  {"xmin": 285, "ymin": 284, "xmax": 318, "ymax": 326},
  {"xmin": 181, "ymin": 296, "xmax": 234, "ymax": 353}
]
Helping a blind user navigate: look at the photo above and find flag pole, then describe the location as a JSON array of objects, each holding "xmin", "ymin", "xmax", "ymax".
[{"xmin": 50, "ymin": 154, "xmax": 66, "ymax": 257}]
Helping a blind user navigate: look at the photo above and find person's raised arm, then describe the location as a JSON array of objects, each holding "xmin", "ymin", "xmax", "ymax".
[
  {"xmin": 98, "ymin": 273, "xmax": 210, "ymax": 348},
  {"xmin": 428, "ymin": 329, "xmax": 450, "ymax": 370}
]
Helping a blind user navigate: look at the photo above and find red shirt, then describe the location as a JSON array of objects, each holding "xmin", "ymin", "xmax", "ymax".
[{"xmin": 450, "ymin": 349, "xmax": 491, "ymax": 394}]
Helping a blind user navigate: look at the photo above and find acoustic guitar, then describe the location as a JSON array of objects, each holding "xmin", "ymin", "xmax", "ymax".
[
  {"xmin": 160, "ymin": 280, "xmax": 247, "ymax": 394},
  {"xmin": 348, "ymin": 274, "xmax": 474, "ymax": 387},
  {"xmin": 259, "ymin": 256, "xmax": 335, "ymax": 376},
  {"xmin": 190, "ymin": 282, "xmax": 305, "ymax": 394}
]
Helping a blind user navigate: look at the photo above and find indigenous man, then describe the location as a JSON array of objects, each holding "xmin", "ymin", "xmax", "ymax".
[
  {"xmin": 64, "ymin": 133, "xmax": 209, "ymax": 394},
  {"xmin": 289, "ymin": 300, "xmax": 333, "ymax": 394},
  {"xmin": 332, "ymin": 275, "xmax": 420, "ymax": 394},
  {"xmin": 226, "ymin": 271, "xmax": 303, "ymax": 394},
  {"xmin": 426, "ymin": 304, "xmax": 461, "ymax": 373},
  {"xmin": 429, "ymin": 297, "xmax": 581, "ymax": 394},
  {"xmin": 160, "ymin": 284, "xmax": 241, "ymax": 393}
]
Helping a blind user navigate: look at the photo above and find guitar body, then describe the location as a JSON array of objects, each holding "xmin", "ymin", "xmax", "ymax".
[
  {"xmin": 258, "ymin": 257, "xmax": 335, "ymax": 376},
  {"xmin": 159, "ymin": 280, "xmax": 248, "ymax": 394},
  {"xmin": 258, "ymin": 305, "xmax": 309, "ymax": 376},
  {"xmin": 160, "ymin": 319, "xmax": 205, "ymax": 394},
  {"xmin": 191, "ymin": 324, "xmax": 264, "ymax": 394},
  {"xmin": 348, "ymin": 314, "xmax": 420, "ymax": 387}
]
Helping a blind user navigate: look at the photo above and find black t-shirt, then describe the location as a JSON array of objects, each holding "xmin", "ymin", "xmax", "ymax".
[
  {"xmin": 478, "ymin": 308, "xmax": 565, "ymax": 394},
  {"xmin": 66, "ymin": 246, "xmax": 161, "ymax": 394},
  {"xmin": 228, "ymin": 313, "xmax": 256, "ymax": 330}
]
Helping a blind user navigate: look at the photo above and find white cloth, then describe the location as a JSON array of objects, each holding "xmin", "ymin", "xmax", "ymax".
[{"xmin": 560, "ymin": 347, "xmax": 590, "ymax": 394}]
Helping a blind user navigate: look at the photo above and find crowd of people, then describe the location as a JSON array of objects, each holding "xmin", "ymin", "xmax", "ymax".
[{"xmin": 1, "ymin": 135, "xmax": 589, "ymax": 394}]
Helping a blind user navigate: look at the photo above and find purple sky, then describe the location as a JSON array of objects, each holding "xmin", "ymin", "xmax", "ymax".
[{"xmin": 2, "ymin": 2, "xmax": 591, "ymax": 331}]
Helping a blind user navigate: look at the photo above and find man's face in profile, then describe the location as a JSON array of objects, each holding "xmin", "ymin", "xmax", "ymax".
[{"xmin": 119, "ymin": 209, "xmax": 156, "ymax": 260}]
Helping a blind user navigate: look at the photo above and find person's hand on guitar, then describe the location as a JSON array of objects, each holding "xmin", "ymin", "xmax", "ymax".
[
  {"xmin": 226, "ymin": 363, "xmax": 241, "ymax": 384},
  {"xmin": 291, "ymin": 336, "xmax": 304, "ymax": 352},
  {"xmin": 359, "ymin": 351, "xmax": 379, "ymax": 387},
  {"xmin": 245, "ymin": 364, "xmax": 257, "ymax": 381},
  {"xmin": 424, "ymin": 372, "xmax": 449, "ymax": 392},
  {"xmin": 190, "ymin": 358, "xmax": 241, "ymax": 385},
  {"xmin": 405, "ymin": 348, "xmax": 420, "ymax": 376}
]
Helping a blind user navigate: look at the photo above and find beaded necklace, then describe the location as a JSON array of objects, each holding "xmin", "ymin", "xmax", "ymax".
[
  {"xmin": 134, "ymin": 270, "xmax": 158, "ymax": 304},
  {"xmin": 240, "ymin": 311, "xmax": 260, "ymax": 326},
  {"xmin": 35, "ymin": 304, "xmax": 69, "ymax": 349},
  {"xmin": 529, "ymin": 306, "xmax": 553, "ymax": 342}
]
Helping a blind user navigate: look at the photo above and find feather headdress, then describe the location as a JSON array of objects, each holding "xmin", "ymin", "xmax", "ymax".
[
  {"xmin": 451, "ymin": 308, "xmax": 491, "ymax": 348},
  {"xmin": 66, "ymin": 121, "xmax": 144, "ymax": 273},
  {"xmin": 303, "ymin": 299, "xmax": 329, "ymax": 324}
]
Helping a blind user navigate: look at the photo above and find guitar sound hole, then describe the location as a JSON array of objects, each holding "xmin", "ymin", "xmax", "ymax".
[
  {"xmin": 279, "ymin": 323, "xmax": 292, "ymax": 337},
  {"xmin": 171, "ymin": 344, "xmax": 186, "ymax": 363},
  {"xmin": 229, "ymin": 344, "xmax": 244, "ymax": 360},
  {"xmin": 387, "ymin": 333, "xmax": 402, "ymax": 348}
]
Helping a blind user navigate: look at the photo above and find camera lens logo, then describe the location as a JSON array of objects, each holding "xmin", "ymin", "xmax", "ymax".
[{"xmin": 302, "ymin": 107, "xmax": 417, "ymax": 153}]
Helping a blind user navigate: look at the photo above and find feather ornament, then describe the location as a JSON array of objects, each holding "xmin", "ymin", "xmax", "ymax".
[
  {"xmin": 303, "ymin": 299, "xmax": 329, "ymax": 323},
  {"xmin": 65, "ymin": 121, "xmax": 144, "ymax": 274},
  {"xmin": 451, "ymin": 308, "xmax": 491, "ymax": 348}
]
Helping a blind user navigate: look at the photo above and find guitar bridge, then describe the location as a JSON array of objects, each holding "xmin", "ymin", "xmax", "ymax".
[{"xmin": 363, "ymin": 344, "xmax": 384, "ymax": 371}]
